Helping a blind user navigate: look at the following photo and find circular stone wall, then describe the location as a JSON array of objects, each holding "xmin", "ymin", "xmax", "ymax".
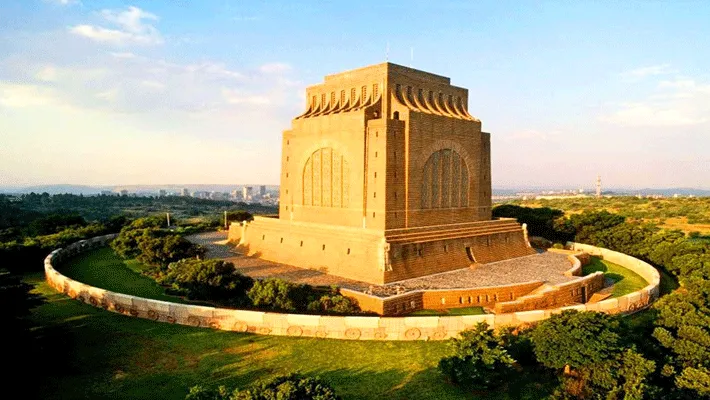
[{"xmin": 44, "ymin": 235, "xmax": 660, "ymax": 341}]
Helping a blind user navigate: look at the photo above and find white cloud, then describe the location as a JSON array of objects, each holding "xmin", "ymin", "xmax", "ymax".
[
  {"xmin": 0, "ymin": 83, "xmax": 59, "ymax": 107},
  {"xmin": 602, "ymin": 78, "xmax": 710, "ymax": 127},
  {"xmin": 70, "ymin": 6, "xmax": 163, "ymax": 46},
  {"xmin": 141, "ymin": 80, "xmax": 165, "ymax": 90},
  {"xmin": 259, "ymin": 62, "xmax": 292, "ymax": 74},
  {"xmin": 36, "ymin": 66, "xmax": 58, "ymax": 82},
  {"xmin": 619, "ymin": 64, "xmax": 677, "ymax": 82},
  {"xmin": 45, "ymin": 0, "xmax": 80, "ymax": 5},
  {"xmin": 108, "ymin": 51, "xmax": 137, "ymax": 59},
  {"xmin": 221, "ymin": 88, "xmax": 271, "ymax": 105}
]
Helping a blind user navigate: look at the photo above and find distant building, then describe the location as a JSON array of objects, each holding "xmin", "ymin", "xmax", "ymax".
[
  {"xmin": 100, "ymin": 190, "xmax": 114, "ymax": 196},
  {"xmin": 242, "ymin": 186, "xmax": 253, "ymax": 202},
  {"xmin": 120, "ymin": 189, "xmax": 128, "ymax": 196},
  {"xmin": 259, "ymin": 185, "xmax": 266, "ymax": 197},
  {"xmin": 596, "ymin": 175, "xmax": 602, "ymax": 198},
  {"xmin": 181, "ymin": 188, "xmax": 190, "ymax": 196},
  {"xmin": 210, "ymin": 192, "xmax": 229, "ymax": 201},
  {"xmin": 158, "ymin": 189, "xmax": 167, "ymax": 197}
]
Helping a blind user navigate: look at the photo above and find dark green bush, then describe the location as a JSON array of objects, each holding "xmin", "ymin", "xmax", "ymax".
[
  {"xmin": 186, "ymin": 374, "xmax": 340, "ymax": 400},
  {"xmin": 247, "ymin": 278, "xmax": 308, "ymax": 311},
  {"xmin": 438, "ymin": 322, "xmax": 515, "ymax": 389},
  {"xmin": 158, "ymin": 259, "xmax": 252, "ymax": 305},
  {"xmin": 136, "ymin": 233, "xmax": 204, "ymax": 268},
  {"xmin": 306, "ymin": 294, "xmax": 360, "ymax": 314}
]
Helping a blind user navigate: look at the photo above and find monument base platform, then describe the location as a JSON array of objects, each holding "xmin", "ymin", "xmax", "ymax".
[{"xmin": 229, "ymin": 217, "xmax": 536, "ymax": 285}]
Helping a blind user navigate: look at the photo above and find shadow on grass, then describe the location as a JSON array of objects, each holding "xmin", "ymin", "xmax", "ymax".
[
  {"xmin": 582, "ymin": 258, "xmax": 608, "ymax": 274},
  {"xmin": 604, "ymin": 272, "xmax": 625, "ymax": 283},
  {"xmin": 316, "ymin": 366, "xmax": 556, "ymax": 400}
]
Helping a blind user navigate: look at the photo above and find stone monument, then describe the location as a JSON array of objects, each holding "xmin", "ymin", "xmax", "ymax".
[{"xmin": 230, "ymin": 62, "xmax": 535, "ymax": 284}]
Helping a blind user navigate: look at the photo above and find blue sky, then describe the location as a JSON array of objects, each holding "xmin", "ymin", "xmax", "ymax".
[{"xmin": 1, "ymin": 0, "xmax": 709, "ymax": 189}]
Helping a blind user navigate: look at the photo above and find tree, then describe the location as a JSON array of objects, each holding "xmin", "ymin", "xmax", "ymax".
[
  {"xmin": 531, "ymin": 311, "xmax": 622, "ymax": 370},
  {"xmin": 226, "ymin": 210, "xmax": 254, "ymax": 224},
  {"xmin": 158, "ymin": 259, "xmax": 253, "ymax": 305},
  {"xmin": 438, "ymin": 322, "xmax": 515, "ymax": 389},
  {"xmin": 531, "ymin": 311, "xmax": 656, "ymax": 399},
  {"xmin": 492, "ymin": 205, "xmax": 571, "ymax": 241},
  {"xmin": 137, "ymin": 233, "xmax": 205, "ymax": 268},
  {"xmin": 568, "ymin": 210, "xmax": 626, "ymax": 243},
  {"xmin": 111, "ymin": 227, "xmax": 156, "ymax": 259},
  {"xmin": 666, "ymin": 253, "xmax": 710, "ymax": 278},
  {"xmin": 653, "ymin": 273, "xmax": 710, "ymax": 397}
]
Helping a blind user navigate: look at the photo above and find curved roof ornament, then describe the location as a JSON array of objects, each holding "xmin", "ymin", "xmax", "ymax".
[{"xmin": 411, "ymin": 89, "xmax": 433, "ymax": 114}]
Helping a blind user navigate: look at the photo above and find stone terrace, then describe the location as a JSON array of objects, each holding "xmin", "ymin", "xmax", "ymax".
[{"xmin": 189, "ymin": 232, "xmax": 574, "ymax": 298}]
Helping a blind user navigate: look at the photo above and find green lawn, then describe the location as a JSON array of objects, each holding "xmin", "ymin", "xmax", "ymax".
[
  {"xmin": 409, "ymin": 307, "xmax": 485, "ymax": 316},
  {"xmin": 582, "ymin": 257, "xmax": 649, "ymax": 297},
  {"xmin": 26, "ymin": 272, "xmax": 555, "ymax": 400},
  {"xmin": 56, "ymin": 247, "xmax": 190, "ymax": 303},
  {"xmin": 29, "ymin": 247, "xmax": 556, "ymax": 399}
]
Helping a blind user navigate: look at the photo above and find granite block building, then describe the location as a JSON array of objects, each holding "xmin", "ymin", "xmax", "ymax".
[{"xmin": 229, "ymin": 62, "xmax": 535, "ymax": 284}]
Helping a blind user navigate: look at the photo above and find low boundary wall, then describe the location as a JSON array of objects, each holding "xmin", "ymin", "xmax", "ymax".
[{"xmin": 44, "ymin": 237, "xmax": 661, "ymax": 341}]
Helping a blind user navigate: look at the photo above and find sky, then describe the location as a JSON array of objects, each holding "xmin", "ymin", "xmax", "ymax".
[{"xmin": 1, "ymin": 1, "xmax": 709, "ymax": 190}]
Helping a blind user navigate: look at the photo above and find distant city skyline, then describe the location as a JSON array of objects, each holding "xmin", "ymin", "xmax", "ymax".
[{"xmin": 1, "ymin": 1, "xmax": 709, "ymax": 189}]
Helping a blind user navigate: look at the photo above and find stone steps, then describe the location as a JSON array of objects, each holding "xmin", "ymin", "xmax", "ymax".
[{"xmin": 386, "ymin": 222, "xmax": 524, "ymax": 244}]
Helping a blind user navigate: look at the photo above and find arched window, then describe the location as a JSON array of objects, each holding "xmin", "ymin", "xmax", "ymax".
[
  {"xmin": 393, "ymin": 111, "xmax": 400, "ymax": 120},
  {"xmin": 421, "ymin": 149, "xmax": 469, "ymax": 209},
  {"xmin": 303, "ymin": 147, "xmax": 350, "ymax": 208}
]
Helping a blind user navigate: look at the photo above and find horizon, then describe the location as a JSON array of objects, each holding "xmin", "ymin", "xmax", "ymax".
[
  {"xmin": 2, "ymin": 182, "xmax": 710, "ymax": 195},
  {"xmin": 2, "ymin": 1, "xmax": 709, "ymax": 189}
]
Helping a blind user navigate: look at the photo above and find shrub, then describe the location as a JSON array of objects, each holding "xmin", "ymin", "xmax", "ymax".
[
  {"xmin": 306, "ymin": 294, "xmax": 360, "ymax": 314},
  {"xmin": 136, "ymin": 233, "xmax": 205, "ymax": 268},
  {"xmin": 158, "ymin": 259, "xmax": 253, "ymax": 305},
  {"xmin": 438, "ymin": 322, "xmax": 515, "ymax": 389},
  {"xmin": 111, "ymin": 227, "xmax": 156, "ymax": 259},
  {"xmin": 247, "ymin": 278, "xmax": 308, "ymax": 311},
  {"xmin": 552, "ymin": 243, "xmax": 565, "ymax": 249},
  {"xmin": 186, "ymin": 375, "xmax": 340, "ymax": 400}
]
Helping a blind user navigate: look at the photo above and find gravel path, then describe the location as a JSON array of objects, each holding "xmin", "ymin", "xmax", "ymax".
[{"xmin": 188, "ymin": 231, "xmax": 574, "ymax": 298}]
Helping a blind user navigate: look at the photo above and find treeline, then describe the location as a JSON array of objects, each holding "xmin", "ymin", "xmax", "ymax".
[
  {"xmin": 111, "ymin": 218, "xmax": 361, "ymax": 315},
  {"xmin": 508, "ymin": 196, "xmax": 710, "ymax": 225},
  {"xmin": 492, "ymin": 204, "xmax": 710, "ymax": 397},
  {"xmin": 1, "ymin": 193, "xmax": 277, "ymax": 226},
  {"xmin": 0, "ymin": 192, "xmax": 266, "ymax": 274}
]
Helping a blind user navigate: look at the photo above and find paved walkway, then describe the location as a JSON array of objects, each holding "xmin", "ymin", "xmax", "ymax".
[{"xmin": 188, "ymin": 231, "xmax": 574, "ymax": 298}]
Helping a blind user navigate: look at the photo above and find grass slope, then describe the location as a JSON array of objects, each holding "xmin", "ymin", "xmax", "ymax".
[
  {"xmin": 27, "ymin": 275, "xmax": 555, "ymax": 400},
  {"xmin": 582, "ymin": 257, "xmax": 648, "ymax": 297},
  {"xmin": 27, "ymin": 248, "xmax": 557, "ymax": 399},
  {"xmin": 57, "ymin": 247, "xmax": 189, "ymax": 303}
]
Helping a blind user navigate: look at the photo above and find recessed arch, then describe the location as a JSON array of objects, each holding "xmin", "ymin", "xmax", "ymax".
[
  {"xmin": 302, "ymin": 147, "xmax": 350, "ymax": 208},
  {"xmin": 421, "ymin": 148, "xmax": 469, "ymax": 209}
]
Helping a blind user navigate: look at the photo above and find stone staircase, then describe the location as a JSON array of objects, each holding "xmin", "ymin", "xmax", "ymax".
[
  {"xmin": 385, "ymin": 219, "xmax": 525, "ymax": 244},
  {"xmin": 385, "ymin": 219, "xmax": 536, "ymax": 264},
  {"xmin": 587, "ymin": 286, "xmax": 614, "ymax": 303}
]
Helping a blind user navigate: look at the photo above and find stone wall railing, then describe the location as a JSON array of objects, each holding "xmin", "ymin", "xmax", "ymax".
[{"xmin": 44, "ymin": 237, "xmax": 661, "ymax": 341}]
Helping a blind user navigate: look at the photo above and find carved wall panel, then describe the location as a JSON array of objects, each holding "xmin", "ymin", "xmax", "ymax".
[{"xmin": 302, "ymin": 147, "xmax": 350, "ymax": 208}]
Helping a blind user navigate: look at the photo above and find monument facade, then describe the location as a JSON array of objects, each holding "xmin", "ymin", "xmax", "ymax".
[{"xmin": 230, "ymin": 62, "xmax": 535, "ymax": 284}]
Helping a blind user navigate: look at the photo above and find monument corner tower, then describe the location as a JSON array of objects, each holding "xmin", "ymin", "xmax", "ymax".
[{"xmin": 231, "ymin": 62, "xmax": 534, "ymax": 284}]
